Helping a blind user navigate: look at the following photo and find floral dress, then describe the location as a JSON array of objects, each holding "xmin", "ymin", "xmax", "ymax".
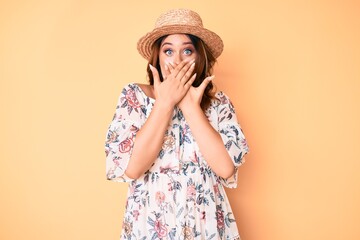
[{"xmin": 105, "ymin": 83, "xmax": 249, "ymax": 240}]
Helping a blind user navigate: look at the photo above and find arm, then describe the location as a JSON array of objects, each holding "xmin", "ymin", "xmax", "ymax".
[
  {"xmin": 181, "ymin": 104, "xmax": 236, "ymax": 179},
  {"xmin": 124, "ymin": 102, "xmax": 173, "ymax": 179},
  {"xmin": 178, "ymin": 78, "xmax": 249, "ymax": 181},
  {"xmin": 125, "ymin": 61, "xmax": 197, "ymax": 179}
]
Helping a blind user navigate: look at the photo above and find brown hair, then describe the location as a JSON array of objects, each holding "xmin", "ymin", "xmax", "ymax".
[{"xmin": 146, "ymin": 34, "xmax": 217, "ymax": 111}]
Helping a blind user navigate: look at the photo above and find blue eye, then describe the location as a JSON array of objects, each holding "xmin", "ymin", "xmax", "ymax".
[
  {"xmin": 164, "ymin": 49, "xmax": 173, "ymax": 56},
  {"xmin": 184, "ymin": 49, "xmax": 192, "ymax": 55}
]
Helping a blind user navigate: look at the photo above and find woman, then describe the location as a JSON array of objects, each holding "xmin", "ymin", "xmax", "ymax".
[{"xmin": 105, "ymin": 8, "xmax": 249, "ymax": 240}]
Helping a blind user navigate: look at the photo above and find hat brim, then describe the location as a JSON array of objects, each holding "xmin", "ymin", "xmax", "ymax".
[{"xmin": 137, "ymin": 25, "xmax": 224, "ymax": 60}]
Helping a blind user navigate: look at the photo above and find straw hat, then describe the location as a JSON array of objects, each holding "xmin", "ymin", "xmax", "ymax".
[{"xmin": 137, "ymin": 9, "xmax": 224, "ymax": 60}]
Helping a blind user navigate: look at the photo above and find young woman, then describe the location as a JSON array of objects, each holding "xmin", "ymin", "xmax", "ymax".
[{"xmin": 105, "ymin": 8, "xmax": 249, "ymax": 240}]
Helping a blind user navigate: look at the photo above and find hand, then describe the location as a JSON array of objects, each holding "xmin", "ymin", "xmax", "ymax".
[
  {"xmin": 149, "ymin": 60, "xmax": 197, "ymax": 109},
  {"xmin": 165, "ymin": 61, "xmax": 214, "ymax": 112},
  {"xmin": 177, "ymin": 75, "xmax": 215, "ymax": 112}
]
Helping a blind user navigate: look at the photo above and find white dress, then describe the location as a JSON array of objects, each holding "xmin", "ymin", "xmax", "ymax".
[{"xmin": 105, "ymin": 83, "xmax": 249, "ymax": 240}]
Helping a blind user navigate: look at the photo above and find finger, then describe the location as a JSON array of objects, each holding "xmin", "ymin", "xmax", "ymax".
[
  {"xmin": 149, "ymin": 64, "xmax": 161, "ymax": 88},
  {"xmin": 198, "ymin": 75, "xmax": 215, "ymax": 92},
  {"xmin": 174, "ymin": 59, "xmax": 195, "ymax": 79},
  {"xmin": 168, "ymin": 62, "xmax": 175, "ymax": 73},
  {"xmin": 162, "ymin": 63, "xmax": 171, "ymax": 80},
  {"xmin": 184, "ymin": 73, "xmax": 197, "ymax": 90},
  {"xmin": 179, "ymin": 61, "xmax": 196, "ymax": 84}
]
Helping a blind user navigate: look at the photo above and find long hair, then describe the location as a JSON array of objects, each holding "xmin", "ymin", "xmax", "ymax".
[{"xmin": 146, "ymin": 34, "xmax": 217, "ymax": 111}]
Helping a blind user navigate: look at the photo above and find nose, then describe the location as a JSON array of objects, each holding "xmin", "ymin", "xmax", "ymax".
[{"xmin": 173, "ymin": 52, "xmax": 182, "ymax": 65}]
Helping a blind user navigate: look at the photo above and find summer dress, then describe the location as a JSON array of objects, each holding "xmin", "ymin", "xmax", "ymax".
[{"xmin": 105, "ymin": 83, "xmax": 249, "ymax": 240}]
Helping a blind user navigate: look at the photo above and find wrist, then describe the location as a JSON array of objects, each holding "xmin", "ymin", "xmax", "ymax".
[
  {"xmin": 181, "ymin": 104, "xmax": 202, "ymax": 118},
  {"xmin": 154, "ymin": 100, "xmax": 174, "ymax": 113}
]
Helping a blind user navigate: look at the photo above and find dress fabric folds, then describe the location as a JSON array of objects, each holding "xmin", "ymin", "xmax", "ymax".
[{"xmin": 105, "ymin": 83, "xmax": 249, "ymax": 240}]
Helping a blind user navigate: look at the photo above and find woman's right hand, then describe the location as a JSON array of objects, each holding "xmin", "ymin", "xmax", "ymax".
[{"xmin": 149, "ymin": 59, "xmax": 197, "ymax": 109}]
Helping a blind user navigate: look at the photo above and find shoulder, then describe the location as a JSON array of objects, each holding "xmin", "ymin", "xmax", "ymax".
[
  {"xmin": 207, "ymin": 91, "xmax": 237, "ymax": 115},
  {"xmin": 121, "ymin": 83, "xmax": 154, "ymax": 98},
  {"xmin": 121, "ymin": 82, "xmax": 140, "ymax": 93},
  {"xmin": 136, "ymin": 83, "xmax": 155, "ymax": 99},
  {"xmin": 212, "ymin": 91, "xmax": 233, "ymax": 107}
]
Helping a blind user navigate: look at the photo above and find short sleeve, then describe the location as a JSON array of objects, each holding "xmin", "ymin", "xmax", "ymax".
[
  {"xmin": 105, "ymin": 83, "xmax": 145, "ymax": 182},
  {"xmin": 215, "ymin": 92, "xmax": 249, "ymax": 188}
]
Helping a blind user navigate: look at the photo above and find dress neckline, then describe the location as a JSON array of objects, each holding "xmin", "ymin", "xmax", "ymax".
[{"xmin": 133, "ymin": 83, "xmax": 156, "ymax": 102}]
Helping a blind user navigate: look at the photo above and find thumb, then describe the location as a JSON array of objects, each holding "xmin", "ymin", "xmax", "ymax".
[
  {"xmin": 198, "ymin": 75, "xmax": 215, "ymax": 93},
  {"xmin": 149, "ymin": 64, "xmax": 161, "ymax": 88}
]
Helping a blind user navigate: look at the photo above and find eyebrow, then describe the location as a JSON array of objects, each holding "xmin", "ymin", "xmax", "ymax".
[{"xmin": 161, "ymin": 41, "xmax": 194, "ymax": 48}]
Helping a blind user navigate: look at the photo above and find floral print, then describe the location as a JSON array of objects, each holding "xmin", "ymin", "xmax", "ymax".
[{"xmin": 105, "ymin": 83, "xmax": 249, "ymax": 239}]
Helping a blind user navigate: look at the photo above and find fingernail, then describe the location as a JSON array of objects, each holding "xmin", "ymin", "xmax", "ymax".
[
  {"xmin": 149, "ymin": 64, "xmax": 155, "ymax": 71},
  {"xmin": 165, "ymin": 64, "xmax": 168, "ymax": 70},
  {"xmin": 209, "ymin": 75, "xmax": 215, "ymax": 80}
]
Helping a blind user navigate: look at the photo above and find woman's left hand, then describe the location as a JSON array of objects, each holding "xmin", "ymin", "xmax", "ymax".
[{"xmin": 177, "ymin": 75, "xmax": 214, "ymax": 112}]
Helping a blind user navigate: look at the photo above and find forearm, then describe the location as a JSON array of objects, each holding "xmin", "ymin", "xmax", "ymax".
[
  {"xmin": 125, "ymin": 102, "xmax": 173, "ymax": 179},
  {"xmin": 182, "ymin": 105, "xmax": 235, "ymax": 179}
]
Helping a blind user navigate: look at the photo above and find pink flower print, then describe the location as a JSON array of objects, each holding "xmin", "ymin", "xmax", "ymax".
[
  {"xmin": 216, "ymin": 208, "xmax": 225, "ymax": 231},
  {"xmin": 122, "ymin": 220, "xmax": 132, "ymax": 237},
  {"xmin": 154, "ymin": 219, "xmax": 168, "ymax": 238},
  {"xmin": 188, "ymin": 151, "xmax": 199, "ymax": 164},
  {"xmin": 200, "ymin": 211, "xmax": 206, "ymax": 222},
  {"xmin": 168, "ymin": 182, "xmax": 173, "ymax": 191},
  {"xmin": 182, "ymin": 226, "xmax": 194, "ymax": 240},
  {"xmin": 119, "ymin": 137, "xmax": 133, "ymax": 153},
  {"xmin": 106, "ymin": 130, "xmax": 118, "ymax": 144},
  {"xmin": 241, "ymin": 138, "xmax": 248, "ymax": 149},
  {"xmin": 125, "ymin": 89, "xmax": 140, "ymax": 108},
  {"xmin": 113, "ymin": 159, "xmax": 120, "ymax": 166},
  {"xmin": 162, "ymin": 135, "xmax": 175, "ymax": 151},
  {"xmin": 187, "ymin": 185, "xmax": 196, "ymax": 198},
  {"xmin": 213, "ymin": 184, "xmax": 220, "ymax": 196},
  {"xmin": 155, "ymin": 191, "xmax": 165, "ymax": 206},
  {"xmin": 129, "ymin": 185, "xmax": 135, "ymax": 195},
  {"xmin": 219, "ymin": 94, "xmax": 229, "ymax": 105},
  {"xmin": 160, "ymin": 163, "xmax": 178, "ymax": 174},
  {"xmin": 130, "ymin": 125, "xmax": 138, "ymax": 132},
  {"xmin": 182, "ymin": 126, "xmax": 188, "ymax": 135},
  {"xmin": 132, "ymin": 210, "xmax": 140, "ymax": 221}
]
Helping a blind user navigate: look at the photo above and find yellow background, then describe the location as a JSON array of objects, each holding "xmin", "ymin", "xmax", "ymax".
[{"xmin": 1, "ymin": 0, "xmax": 359, "ymax": 239}]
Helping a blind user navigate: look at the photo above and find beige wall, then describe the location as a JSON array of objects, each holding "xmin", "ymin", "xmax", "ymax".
[{"xmin": 1, "ymin": 0, "xmax": 359, "ymax": 239}]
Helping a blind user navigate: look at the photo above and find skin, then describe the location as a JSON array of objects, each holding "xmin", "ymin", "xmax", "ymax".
[{"xmin": 125, "ymin": 34, "xmax": 237, "ymax": 179}]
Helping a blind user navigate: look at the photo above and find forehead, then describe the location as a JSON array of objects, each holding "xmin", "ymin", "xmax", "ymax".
[{"xmin": 161, "ymin": 34, "xmax": 193, "ymax": 45}]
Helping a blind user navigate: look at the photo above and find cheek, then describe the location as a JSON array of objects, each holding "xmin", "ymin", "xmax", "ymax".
[
  {"xmin": 182, "ymin": 52, "xmax": 197, "ymax": 62},
  {"xmin": 159, "ymin": 55, "xmax": 172, "ymax": 76},
  {"xmin": 159, "ymin": 55, "xmax": 171, "ymax": 65},
  {"xmin": 185, "ymin": 56, "xmax": 196, "ymax": 62},
  {"xmin": 190, "ymin": 52, "xmax": 198, "ymax": 61}
]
